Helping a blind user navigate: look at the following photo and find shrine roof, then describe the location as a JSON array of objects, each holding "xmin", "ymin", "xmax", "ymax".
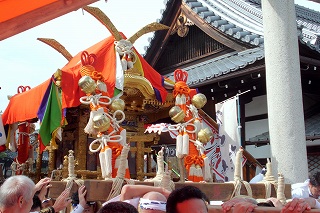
[
  {"xmin": 152, "ymin": 0, "xmax": 320, "ymax": 48},
  {"xmin": 249, "ymin": 112, "xmax": 320, "ymax": 143},
  {"xmin": 148, "ymin": 0, "xmax": 320, "ymax": 86},
  {"xmin": 166, "ymin": 47, "xmax": 264, "ymax": 86},
  {"xmin": 183, "ymin": 0, "xmax": 320, "ymax": 47}
]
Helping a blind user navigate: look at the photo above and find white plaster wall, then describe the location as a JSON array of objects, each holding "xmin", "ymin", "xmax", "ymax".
[
  {"xmin": 244, "ymin": 95, "xmax": 317, "ymax": 160},
  {"xmin": 244, "ymin": 95, "xmax": 271, "ymax": 159},
  {"xmin": 245, "ymin": 95, "xmax": 268, "ymax": 117}
]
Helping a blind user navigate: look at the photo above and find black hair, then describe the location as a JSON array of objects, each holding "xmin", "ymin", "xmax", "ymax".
[
  {"xmin": 309, "ymin": 170, "xmax": 320, "ymax": 187},
  {"xmin": 97, "ymin": 201, "xmax": 138, "ymax": 213},
  {"xmin": 257, "ymin": 200, "xmax": 275, "ymax": 207},
  {"xmin": 31, "ymin": 194, "xmax": 42, "ymax": 211},
  {"xmin": 166, "ymin": 185, "xmax": 209, "ymax": 213},
  {"xmin": 71, "ymin": 191, "xmax": 80, "ymax": 206}
]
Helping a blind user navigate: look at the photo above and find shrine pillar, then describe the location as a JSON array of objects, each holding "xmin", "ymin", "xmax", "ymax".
[{"xmin": 261, "ymin": 0, "xmax": 308, "ymax": 183}]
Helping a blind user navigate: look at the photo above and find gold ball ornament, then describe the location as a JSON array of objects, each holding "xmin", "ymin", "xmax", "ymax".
[
  {"xmin": 197, "ymin": 128, "xmax": 214, "ymax": 144},
  {"xmin": 92, "ymin": 112, "xmax": 111, "ymax": 132},
  {"xmin": 78, "ymin": 76, "xmax": 96, "ymax": 94},
  {"xmin": 191, "ymin": 93, "xmax": 207, "ymax": 109},
  {"xmin": 169, "ymin": 106, "xmax": 185, "ymax": 123},
  {"xmin": 110, "ymin": 99, "xmax": 125, "ymax": 112}
]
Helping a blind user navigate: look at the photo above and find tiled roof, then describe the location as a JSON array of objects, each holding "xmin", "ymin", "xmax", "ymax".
[
  {"xmin": 146, "ymin": 0, "xmax": 320, "ymax": 51},
  {"xmin": 183, "ymin": 0, "xmax": 320, "ymax": 49},
  {"xmin": 145, "ymin": 0, "xmax": 320, "ymax": 86},
  {"xmin": 184, "ymin": 0, "xmax": 264, "ymax": 45},
  {"xmin": 249, "ymin": 113, "xmax": 320, "ymax": 142},
  {"xmin": 166, "ymin": 47, "xmax": 264, "ymax": 86}
]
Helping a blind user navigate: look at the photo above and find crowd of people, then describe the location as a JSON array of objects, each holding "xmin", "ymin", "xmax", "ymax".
[{"xmin": 1, "ymin": 170, "xmax": 320, "ymax": 213}]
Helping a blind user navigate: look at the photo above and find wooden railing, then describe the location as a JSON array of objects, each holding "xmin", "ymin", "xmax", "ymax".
[
  {"xmin": 49, "ymin": 180, "xmax": 291, "ymax": 201},
  {"xmin": 47, "ymin": 180, "xmax": 320, "ymax": 213}
]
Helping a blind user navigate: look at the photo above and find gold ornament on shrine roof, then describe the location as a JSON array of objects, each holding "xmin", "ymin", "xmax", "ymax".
[{"xmin": 192, "ymin": 93, "xmax": 207, "ymax": 109}]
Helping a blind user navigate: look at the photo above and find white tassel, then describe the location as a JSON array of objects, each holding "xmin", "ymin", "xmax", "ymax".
[
  {"xmin": 195, "ymin": 164, "xmax": 203, "ymax": 178},
  {"xmin": 99, "ymin": 148, "xmax": 112, "ymax": 178},
  {"xmin": 203, "ymin": 156, "xmax": 213, "ymax": 182},
  {"xmin": 97, "ymin": 80, "xmax": 107, "ymax": 92},
  {"xmin": 176, "ymin": 133, "xmax": 183, "ymax": 158},
  {"xmin": 182, "ymin": 131, "xmax": 189, "ymax": 156},
  {"xmin": 84, "ymin": 110, "xmax": 98, "ymax": 135},
  {"xmin": 193, "ymin": 118, "xmax": 201, "ymax": 135},
  {"xmin": 175, "ymin": 94, "xmax": 181, "ymax": 106},
  {"xmin": 99, "ymin": 151, "xmax": 106, "ymax": 178},
  {"xmin": 189, "ymin": 164, "xmax": 196, "ymax": 176},
  {"xmin": 119, "ymin": 129, "xmax": 126, "ymax": 146},
  {"xmin": 181, "ymin": 94, "xmax": 186, "ymax": 105}
]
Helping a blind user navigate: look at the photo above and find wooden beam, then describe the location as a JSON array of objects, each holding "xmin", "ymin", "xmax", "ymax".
[
  {"xmin": 0, "ymin": 0, "xmax": 98, "ymax": 41},
  {"xmin": 48, "ymin": 180, "xmax": 291, "ymax": 202}
]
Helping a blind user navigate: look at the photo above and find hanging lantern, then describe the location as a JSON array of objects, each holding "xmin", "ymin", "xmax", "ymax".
[
  {"xmin": 93, "ymin": 111, "xmax": 110, "ymax": 132},
  {"xmin": 78, "ymin": 76, "xmax": 97, "ymax": 94},
  {"xmin": 169, "ymin": 106, "xmax": 185, "ymax": 123},
  {"xmin": 191, "ymin": 93, "xmax": 207, "ymax": 109}
]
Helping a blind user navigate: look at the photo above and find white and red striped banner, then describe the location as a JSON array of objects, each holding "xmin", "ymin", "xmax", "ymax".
[{"xmin": 215, "ymin": 97, "xmax": 241, "ymax": 182}]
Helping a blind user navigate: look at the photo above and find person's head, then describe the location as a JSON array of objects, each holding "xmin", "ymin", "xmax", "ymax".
[
  {"xmin": 30, "ymin": 194, "xmax": 42, "ymax": 212},
  {"xmin": 308, "ymin": 170, "xmax": 320, "ymax": 198},
  {"xmin": 166, "ymin": 185, "xmax": 209, "ymax": 213},
  {"xmin": 0, "ymin": 175, "xmax": 35, "ymax": 213},
  {"xmin": 98, "ymin": 201, "xmax": 138, "ymax": 213},
  {"xmin": 139, "ymin": 191, "xmax": 167, "ymax": 213}
]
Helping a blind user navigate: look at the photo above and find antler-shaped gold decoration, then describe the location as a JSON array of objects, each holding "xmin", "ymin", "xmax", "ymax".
[
  {"xmin": 37, "ymin": 38, "xmax": 73, "ymax": 61},
  {"xmin": 83, "ymin": 6, "xmax": 123, "ymax": 41},
  {"xmin": 83, "ymin": 6, "xmax": 169, "ymax": 44},
  {"xmin": 127, "ymin": 22, "xmax": 170, "ymax": 44}
]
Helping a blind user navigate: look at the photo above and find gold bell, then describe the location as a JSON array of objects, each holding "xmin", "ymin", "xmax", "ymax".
[
  {"xmin": 191, "ymin": 93, "xmax": 207, "ymax": 109},
  {"xmin": 78, "ymin": 76, "xmax": 96, "ymax": 94},
  {"xmin": 110, "ymin": 99, "xmax": 125, "ymax": 112},
  {"xmin": 93, "ymin": 112, "xmax": 111, "ymax": 132},
  {"xmin": 169, "ymin": 106, "xmax": 185, "ymax": 123},
  {"xmin": 197, "ymin": 128, "xmax": 213, "ymax": 144}
]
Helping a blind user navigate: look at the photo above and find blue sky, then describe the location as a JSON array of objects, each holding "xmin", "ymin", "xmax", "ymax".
[{"xmin": 0, "ymin": 0, "xmax": 319, "ymax": 114}]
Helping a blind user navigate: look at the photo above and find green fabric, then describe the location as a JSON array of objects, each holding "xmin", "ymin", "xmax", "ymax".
[{"xmin": 39, "ymin": 82, "xmax": 62, "ymax": 146}]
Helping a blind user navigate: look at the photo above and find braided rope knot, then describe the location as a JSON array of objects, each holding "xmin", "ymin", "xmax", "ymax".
[{"xmin": 185, "ymin": 155, "xmax": 204, "ymax": 170}]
